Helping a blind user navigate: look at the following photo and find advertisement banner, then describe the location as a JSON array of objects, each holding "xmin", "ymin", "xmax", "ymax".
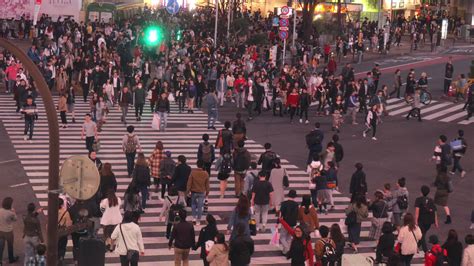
[{"xmin": 0, "ymin": 0, "xmax": 81, "ymax": 21}]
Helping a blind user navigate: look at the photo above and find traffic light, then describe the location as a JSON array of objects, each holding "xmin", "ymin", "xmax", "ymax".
[{"xmin": 144, "ymin": 25, "xmax": 163, "ymax": 46}]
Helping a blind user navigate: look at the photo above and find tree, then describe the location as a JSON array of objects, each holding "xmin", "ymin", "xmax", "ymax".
[{"xmin": 301, "ymin": 0, "xmax": 322, "ymax": 42}]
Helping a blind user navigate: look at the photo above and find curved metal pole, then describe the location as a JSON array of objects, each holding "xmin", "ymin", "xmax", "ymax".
[{"xmin": 0, "ymin": 38, "xmax": 60, "ymax": 266}]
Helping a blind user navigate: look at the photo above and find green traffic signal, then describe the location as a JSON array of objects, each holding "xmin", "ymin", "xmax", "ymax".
[{"xmin": 144, "ymin": 26, "xmax": 163, "ymax": 46}]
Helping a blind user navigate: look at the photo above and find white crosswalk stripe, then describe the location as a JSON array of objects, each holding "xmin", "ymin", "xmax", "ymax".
[
  {"xmin": 0, "ymin": 95, "xmax": 424, "ymax": 265},
  {"xmin": 386, "ymin": 98, "xmax": 471, "ymax": 124}
]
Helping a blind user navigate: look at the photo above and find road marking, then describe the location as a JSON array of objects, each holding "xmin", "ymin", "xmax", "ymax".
[
  {"xmin": 0, "ymin": 159, "xmax": 19, "ymax": 165},
  {"xmin": 10, "ymin": 182, "xmax": 28, "ymax": 188},
  {"xmin": 423, "ymin": 105, "xmax": 464, "ymax": 120},
  {"xmin": 440, "ymin": 110, "xmax": 469, "ymax": 122}
]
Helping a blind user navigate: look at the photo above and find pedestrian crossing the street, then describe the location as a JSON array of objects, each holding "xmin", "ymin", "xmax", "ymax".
[
  {"xmin": 385, "ymin": 98, "xmax": 472, "ymax": 124},
  {"xmin": 0, "ymin": 94, "xmax": 425, "ymax": 265}
]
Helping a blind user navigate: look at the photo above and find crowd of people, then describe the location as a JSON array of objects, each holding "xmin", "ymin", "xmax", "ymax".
[{"xmin": 0, "ymin": 5, "xmax": 472, "ymax": 266}]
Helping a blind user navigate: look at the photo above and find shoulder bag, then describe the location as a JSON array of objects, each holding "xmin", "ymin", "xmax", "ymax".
[{"xmin": 120, "ymin": 223, "xmax": 139, "ymax": 261}]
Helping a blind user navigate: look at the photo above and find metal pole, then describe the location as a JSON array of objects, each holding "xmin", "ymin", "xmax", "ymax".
[
  {"xmin": 0, "ymin": 38, "xmax": 60, "ymax": 266},
  {"xmin": 227, "ymin": 0, "xmax": 231, "ymax": 40},
  {"xmin": 377, "ymin": 0, "xmax": 383, "ymax": 30},
  {"xmin": 283, "ymin": 38, "xmax": 286, "ymax": 66},
  {"xmin": 214, "ymin": 0, "xmax": 218, "ymax": 47},
  {"xmin": 292, "ymin": 5, "xmax": 296, "ymax": 48}
]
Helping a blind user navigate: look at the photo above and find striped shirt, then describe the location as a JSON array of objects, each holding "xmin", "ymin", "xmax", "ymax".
[{"xmin": 20, "ymin": 103, "xmax": 38, "ymax": 120}]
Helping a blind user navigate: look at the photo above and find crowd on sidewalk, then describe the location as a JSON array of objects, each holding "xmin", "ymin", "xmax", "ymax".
[{"xmin": 0, "ymin": 5, "xmax": 472, "ymax": 266}]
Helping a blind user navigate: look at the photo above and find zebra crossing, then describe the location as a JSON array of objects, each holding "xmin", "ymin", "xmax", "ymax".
[
  {"xmin": 0, "ymin": 94, "xmax": 425, "ymax": 265},
  {"xmin": 385, "ymin": 97, "xmax": 472, "ymax": 124}
]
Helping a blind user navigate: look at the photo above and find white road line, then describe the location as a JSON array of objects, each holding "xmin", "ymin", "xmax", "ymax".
[{"xmin": 424, "ymin": 105, "xmax": 464, "ymax": 120}]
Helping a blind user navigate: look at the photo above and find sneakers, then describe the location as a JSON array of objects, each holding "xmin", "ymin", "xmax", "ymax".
[
  {"xmin": 449, "ymin": 171, "xmax": 455, "ymax": 175},
  {"xmin": 372, "ymin": 137, "xmax": 377, "ymax": 141},
  {"xmin": 363, "ymin": 132, "xmax": 367, "ymax": 138},
  {"xmin": 305, "ymin": 120, "xmax": 309, "ymax": 124},
  {"xmin": 461, "ymin": 171, "xmax": 466, "ymax": 178},
  {"xmin": 299, "ymin": 119, "xmax": 303, "ymax": 123}
]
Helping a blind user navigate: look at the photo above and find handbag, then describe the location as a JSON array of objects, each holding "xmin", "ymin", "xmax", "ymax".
[
  {"xmin": 151, "ymin": 113, "xmax": 160, "ymax": 131},
  {"xmin": 119, "ymin": 224, "xmax": 139, "ymax": 261}
]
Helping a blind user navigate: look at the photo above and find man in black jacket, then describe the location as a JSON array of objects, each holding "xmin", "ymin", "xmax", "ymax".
[
  {"xmin": 169, "ymin": 210, "xmax": 195, "ymax": 266},
  {"xmin": 258, "ymin": 143, "xmax": 277, "ymax": 178},
  {"xmin": 229, "ymin": 223, "xmax": 254, "ymax": 266},
  {"xmin": 279, "ymin": 190, "xmax": 299, "ymax": 255},
  {"xmin": 172, "ymin": 155, "xmax": 192, "ymax": 205},
  {"xmin": 349, "ymin": 163, "xmax": 367, "ymax": 201},
  {"xmin": 305, "ymin": 123, "xmax": 324, "ymax": 164},
  {"xmin": 232, "ymin": 140, "xmax": 251, "ymax": 197},
  {"xmin": 329, "ymin": 134, "xmax": 344, "ymax": 167}
]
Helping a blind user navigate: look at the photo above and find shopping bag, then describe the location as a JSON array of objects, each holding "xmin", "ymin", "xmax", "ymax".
[
  {"xmin": 269, "ymin": 225, "xmax": 280, "ymax": 247},
  {"xmin": 151, "ymin": 113, "xmax": 160, "ymax": 131},
  {"xmin": 168, "ymin": 93, "xmax": 175, "ymax": 102}
]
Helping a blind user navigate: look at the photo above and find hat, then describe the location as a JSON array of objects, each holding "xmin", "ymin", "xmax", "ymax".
[
  {"xmin": 165, "ymin": 151, "xmax": 172, "ymax": 157},
  {"xmin": 288, "ymin": 190, "xmax": 297, "ymax": 198},
  {"xmin": 428, "ymin": 235, "xmax": 439, "ymax": 244}
]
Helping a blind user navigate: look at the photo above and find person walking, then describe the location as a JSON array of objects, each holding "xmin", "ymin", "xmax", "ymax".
[
  {"xmin": 22, "ymin": 203, "xmax": 43, "ymax": 263},
  {"xmin": 118, "ymin": 86, "xmax": 133, "ymax": 124},
  {"xmin": 227, "ymin": 195, "xmax": 251, "ymax": 241},
  {"xmin": 206, "ymin": 89, "xmax": 218, "ymax": 130},
  {"xmin": 159, "ymin": 151, "xmax": 175, "ymax": 201},
  {"xmin": 133, "ymin": 82, "xmax": 146, "ymax": 121},
  {"xmin": 349, "ymin": 163, "xmax": 368, "ymax": 201},
  {"xmin": 132, "ymin": 153, "xmax": 151, "ymax": 209},
  {"xmin": 186, "ymin": 161, "xmax": 210, "ymax": 225},
  {"xmin": 279, "ymin": 217, "xmax": 314, "ymax": 266},
  {"xmin": 195, "ymin": 214, "xmax": 218, "ymax": 266},
  {"xmin": 258, "ymin": 143, "xmax": 277, "ymax": 178},
  {"xmin": 232, "ymin": 140, "xmax": 251, "ymax": 197},
  {"xmin": 305, "ymin": 123, "xmax": 324, "ymax": 164},
  {"xmin": 172, "ymin": 155, "xmax": 192, "ymax": 206},
  {"xmin": 450, "ymin": 129, "xmax": 467, "ymax": 178},
  {"xmin": 229, "ymin": 223, "xmax": 255, "ymax": 266},
  {"xmin": 363, "ymin": 104, "xmax": 379, "ymax": 140},
  {"xmin": 433, "ymin": 165, "xmax": 452, "ymax": 224},
  {"xmin": 268, "ymin": 158, "xmax": 288, "ymax": 211},
  {"xmin": 155, "ymin": 92, "xmax": 171, "ymax": 131},
  {"xmin": 368, "ymin": 191, "xmax": 389, "ymax": 241},
  {"xmin": 159, "ymin": 186, "xmax": 181, "ymax": 239},
  {"xmin": 148, "ymin": 141, "xmax": 164, "ymax": 196},
  {"xmin": 57, "ymin": 93, "xmax": 68, "ymax": 128},
  {"xmin": 329, "ymin": 134, "xmax": 344, "ymax": 167},
  {"xmin": 111, "ymin": 211, "xmax": 145, "ymax": 266},
  {"xmin": 81, "ymin": 113, "xmax": 98, "ymax": 152},
  {"xmin": 442, "ymin": 229, "xmax": 463, "ymax": 266},
  {"xmin": 314, "ymin": 225, "xmax": 336, "ymax": 266},
  {"xmin": 100, "ymin": 190, "xmax": 122, "ymax": 251},
  {"xmin": 388, "ymin": 177, "xmax": 409, "ymax": 228},
  {"xmin": 444, "ymin": 57, "xmax": 454, "ymax": 95},
  {"xmin": 279, "ymin": 190, "xmax": 299, "ymax": 255},
  {"xmin": 345, "ymin": 195, "xmax": 369, "ymax": 252},
  {"xmin": 251, "ymin": 171, "xmax": 274, "ymax": 233},
  {"xmin": 299, "ymin": 87, "xmax": 311, "ymax": 124},
  {"xmin": 20, "ymin": 96, "xmax": 38, "ymax": 142},
  {"xmin": 206, "ymin": 233, "xmax": 229, "ymax": 266},
  {"xmin": 390, "ymin": 69, "xmax": 402, "ymax": 98},
  {"xmin": 346, "ymin": 90, "xmax": 359, "ymax": 125},
  {"xmin": 375, "ymin": 222, "xmax": 396, "ymax": 264},
  {"xmin": 216, "ymin": 152, "xmax": 232, "ymax": 198},
  {"xmin": 122, "ymin": 125, "xmax": 142, "ymax": 177},
  {"xmin": 406, "ymin": 88, "xmax": 422, "ymax": 122},
  {"xmin": 216, "ymin": 74, "xmax": 227, "ymax": 106},
  {"xmin": 462, "ymin": 234, "xmax": 474, "ymax": 266},
  {"xmin": 297, "ymin": 195, "xmax": 319, "ymax": 237},
  {"xmin": 57, "ymin": 198, "xmax": 72, "ymax": 262},
  {"xmin": 197, "ymin": 134, "xmax": 215, "ymax": 176},
  {"xmin": 414, "ymin": 185, "xmax": 439, "ymax": 253},
  {"xmin": 397, "ymin": 213, "xmax": 423, "ymax": 266},
  {"xmin": 0, "ymin": 197, "xmax": 19, "ymax": 264},
  {"xmin": 168, "ymin": 210, "xmax": 195, "ymax": 266}
]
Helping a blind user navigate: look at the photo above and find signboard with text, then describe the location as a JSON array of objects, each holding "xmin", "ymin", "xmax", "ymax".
[{"xmin": 0, "ymin": 0, "xmax": 82, "ymax": 20}]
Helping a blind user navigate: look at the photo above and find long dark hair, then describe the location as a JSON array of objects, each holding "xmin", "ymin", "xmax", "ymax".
[
  {"xmin": 444, "ymin": 229, "xmax": 459, "ymax": 246},
  {"xmin": 403, "ymin": 213, "xmax": 416, "ymax": 232},
  {"xmin": 107, "ymin": 189, "xmax": 118, "ymax": 208},
  {"xmin": 236, "ymin": 195, "xmax": 249, "ymax": 218},
  {"xmin": 215, "ymin": 233, "xmax": 228, "ymax": 251},
  {"xmin": 301, "ymin": 195, "xmax": 311, "ymax": 215},
  {"xmin": 125, "ymin": 183, "xmax": 139, "ymax": 204},
  {"xmin": 205, "ymin": 214, "xmax": 218, "ymax": 235},
  {"xmin": 330, "ymin": 223, "xmax": 345, "ymax": 243}
]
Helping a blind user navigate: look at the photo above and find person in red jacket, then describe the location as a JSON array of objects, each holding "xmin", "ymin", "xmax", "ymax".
[
  {"xmin": 327, "ymin": 56, "xmax": 337, "ymax": 75},
  {"xmin": 279, "ymin": 217, "xmax": 314, "ymax": 266},
  {"xmin": 425, "ymin": 235, "xmax": 448, "ymax": 266},
  {"xmin": 323, "ymin": 43, "xmax": 331, "ymax": 63},
  {"xmin": 233, "ymin": 74, "xmax": 247, "ymax": 109},
  {"xmin": 286, "ymin": 88, "xmax": 300, "ymax": 123}
]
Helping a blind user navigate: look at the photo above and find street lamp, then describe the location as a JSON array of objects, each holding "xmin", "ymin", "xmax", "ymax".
[{"xmin": 0, "ymin": 38, "xmax": 60, "ymax": 266}]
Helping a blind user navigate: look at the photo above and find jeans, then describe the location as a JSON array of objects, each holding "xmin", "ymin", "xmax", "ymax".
[
  {"xmin": 452, "ymin": 156, "xmax": 463, "ymax": 173},
  {"xmin": 0, "ymin": 231, "xmax": 14, "ymax": 262},
  {"xmin": 125, "ymin": 152, "xmax": 136, "ymax": 176},
  {"xmin": 419, "ymin": 223, "xmax": 431, "ymax": 252},
  {"xmin": 82, "ymin": 84, "xmax": 89, "ymax": 102},
  {"xmin": 280, "ymin": 227, "xmax": 292, "ymax": 254},
  {"xmin": 443, "ymin": 79, "xmax": 451, "ymax": 95},
  {"xmin": 120, "ymin": 253, "xmax": 139, "ymax": 266},
  {"xmin": 289, "ymin": 106, "xmax": 297, "ymax": 121},
  {"xmin": 135, "ymin": 103, "xmax": 144, "ymax": 118},
  {"xmin": 254, "ymin": 204, "xmax": 269, "ymax": 230},
  {"xmin": 310, "ymin": 189, "xmax": 318, "ymax": 208},
  {"xmin": 60, "ymin": 111, "xmax": 67, "ymax": 124},
  {"xmin": 400, "ymin": 254, "xmax": 414, "ymax": 266},
  {"xmin": 174, "ymin": 247, "xmax": 190, "ymax": 266},
  {"xmin": 191, "ymin": 192, "xmax": 205, "ymax": 221},
  {"xmin": 58, "ymin": 235, "xmax": 68, "ymax": 259},
  {"xmin": 363, "ymin": 123, "xmax": 377, "ymax": 138},
  {"xmin": 347, "ymin": 107, "xmax": 357, "ymax": 124},
  {"xmin": 208, "ymin": 109, "xmax": 217, "ymax": 128},
  {"xmin": 121, "ymin": 106, "xmax": 129, "ymax": 123},
  {"xmin": 217, "ymin": 90, "xmax": 225, "ymax": 106},
  {"xmin": 178, "ymin": 97, "xmax": 185, "ymax": 112},
  {"xmin": 247, "ymin": 101, "xmax": 255, "ymax": 118},
  {"xmin": 158, "ymin": 111, "xmax": 168, "ymax": 131},
  {"xmin": 299, "ymin": 107, "xmax": 308, "ymax": 121},
  {"xmin": 236, "ymin": 92, "xmax": 245, "ymax": 109},
  {"xmin": 24, "ymin": 119, "xmax": 34, "ymax": 139},
  {"xmin": 85, "ymin": 136, "xmax": 95, "ymax": 152},
  {"xmin": 23, "ymin": 235, "xmax": 40, "ymax": 263},
  {"xmin": 139, "ymin": 185, "xmax": 149, "ymax": 208}
]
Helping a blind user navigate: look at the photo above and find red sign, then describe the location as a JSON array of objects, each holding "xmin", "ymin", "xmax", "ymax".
[
  {"xmin": 279, "ymin": 18, "xmax": 289, "ymax": 27},
  {"xmin": 279, "ymin": 31, "xmax": 288, "ymax": 40},
  {"xmin": 35, "ymin": 0, "xmax": 42, "ymax": 4},
  {"xmin": 281, "ymin": 6, "xmax": 289, "ymax": 15}
]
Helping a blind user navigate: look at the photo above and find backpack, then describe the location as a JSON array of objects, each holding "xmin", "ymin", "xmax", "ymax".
[
  {"xmin": 419, "ymin": 197, "xmax": 435, "ymax": 222},
  {"xmin": 345, "ymin": 210, "xmax": 357, "ymax": 225},
  {"xmin": 396, "ymin": 194, "xmax": 409, "ymax": 210},
  {"xmin": 220, "ymin": 156, "xmax": 232, "ymax": 174},
  {"xmin": 124, "ymin": 135, "xmax": 137, "ymax": 153},
  {"xmin": 167, "ymin": 196, "xmax": 184, "ymax": 225},
  {"xmin": 450, "ymin": 139, "xmax": 463, "ymax": 151},
  {"xmin": 320, "ymin": 239, "xmax": 338, "ymax": 263},
  {"xmin": 201, "ymin": 143, "xmax": 212, "ymax": 163},
  {"xmin": 433, "ymin": 249, "xmax": 449, "ymax": 266}
]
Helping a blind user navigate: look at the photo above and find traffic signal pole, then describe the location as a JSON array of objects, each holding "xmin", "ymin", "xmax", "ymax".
[{"xmin": 0, "ymin": 38, "xmax": 60, "ymax": 266}]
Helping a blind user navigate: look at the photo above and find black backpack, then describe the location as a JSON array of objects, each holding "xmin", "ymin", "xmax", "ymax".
[
  {"xmin": 345, "ymin": 211, "xmax": 357, "ymax": 226},
  {"xmin": 433, "ymin": 249, "xmax": 449, "ymax": 266},
  {"xmin": 167, "ymin": 196, "xmax": 184, "ymax": 225},
  {"xmin": 320, "ymin": 239, "xmax": 338, "ymax": 263},
  {"xmin": 220, "ymin": 156, "xmax": 232, "ymax": 174},
  {"xmin": 397, "ymin": 194, "xmax": 409, "ymax": 210}
]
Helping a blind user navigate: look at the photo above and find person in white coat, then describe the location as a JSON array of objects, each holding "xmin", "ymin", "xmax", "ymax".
[
  {"xmin": 100, "ymin": 190, "xmax": 122, "ymax": 251},
  {"xmin": 269, "ymin": 158, "xmax": 288, "ymax": 211},
  {"xmin": 397, "ymin": 213, "xmax": 422, "ymax": 266},
  {"xmin": 462, "ymin": 234, "xmax": 474, "ymax": 266},
  {"xmin": 111, "ymin": 211, "xmax": 145, "ymax": 266}
]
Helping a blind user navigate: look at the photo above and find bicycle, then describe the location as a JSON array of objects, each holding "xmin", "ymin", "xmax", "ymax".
[{"xmin": 405, "ymin": 88, "xmax": 432, "ymax": 105}]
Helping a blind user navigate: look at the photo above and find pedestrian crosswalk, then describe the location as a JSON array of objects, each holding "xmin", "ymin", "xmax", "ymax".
[
  {"xmin": 0, "ymin": 94, "xmax": 425, "ymax": 265},
  {"xmin": 385, "ymin": 98, "xmax": 472, "ymax": 124}
]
